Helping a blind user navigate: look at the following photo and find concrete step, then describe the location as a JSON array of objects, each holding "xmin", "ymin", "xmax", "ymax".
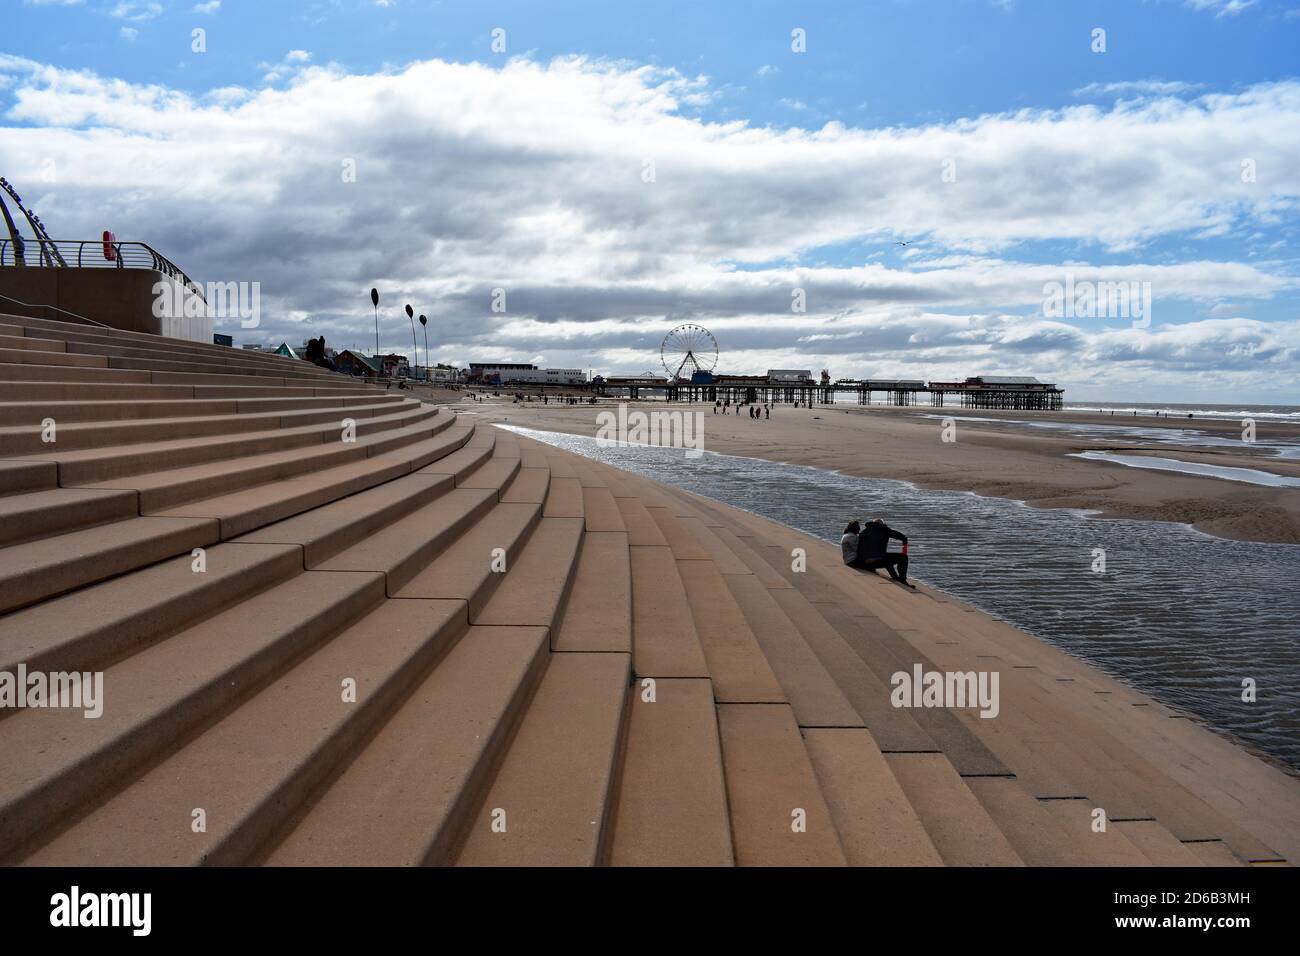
[
  {"xmin": 717, "ymin": 703, "xmax": 848, "ymax": 866},
  {"xmin": 542, "ymin": 475, "xmax": 583, "ymax": 518},
  {"xmin": 719, "ymin": 572, "xmax": 862, "ymax": 727},
  {"xmin": 190, "ymin": 383, "xmax": 376, "ymax": 399},
  {"xmin": 395, "ymin": 500, "xmax": 543, "ymax": 619},
  {"xmin": 155, "ymin": 426, "xmax": 472, "ymax": 539},
  {"xmin": 0, "ymin": 398, "xmax": 417, "ymax": 454},
  {"xmin": 884, "ymin": 753, "xmax": 1025, "ymax": 866},
  {"xmin": 0, "ymin": 514, "xmax": 220, "ymax": 615},
  {"xmin": 963, "ymin": 777, "xmax": 1108, "ymax": 866},
  {"xmin": 79, "ymin": 409, "xmax": 451, "ymax": 512},
  {"xmin": 0, "ymin": 347, "xmax": 106, "ymax": 369},
  {"xmin": 0, "ymin": 362, "xmax": 149, "ymax": 385},
  {"xmin": 316, "ymin": 486, "xmax": 498, "ymax": 595},
  {"xmin": 460, "ymin": 457, "xmax": 522, "ymax": 497},
  {"xmin": 0, "ymin": 381, "xmax": 191, "ymax": 402},
  {"xmin": 0, "ymin": 397, "xmax": 238, "ymax": 426},
  {"xmin": 475, "ymin": 517, "xmax": 584, "ymax": 629},
  {"xmin": 263, "ymin": 623, "xmax": 547, "ymax": 866},
  {"xmin": 455, "ymin": 652, "xmax": 631, "ymax": 866},
  {"xmin": 629, "ymin": 545, "xmax": 709, "ymax": 678},
  {"xmin": 553, "ymin": 531, "xmax": 632, "ymax": 653},
  {"xmin": 414, "ymin": 428, "xmax": 496, "ymax": 483},
  {"xmin": 0, "ymin": 486, "xmax": 138, "ymax": 547},
  {"xmin": 609, "ymin": 678, "xmax": 734, "ymax": 866},
  {"xmin": 678, "ymin": 558, "xmax": 785, "ymax": 703},
  {"xmin": 0, "ymin": 333, "xmax": 65, "ymax": 352},
  {"xmin": 0, "ymin": 570, "xmax": 385, "ymax": 863},
  {"xmin": 24, "ymin": 598, "xmax": 468, "ymax": 865},
  {"xmin": 0, "ymin": 460, "xmax": 58, "ymax": 497},
  {"xmin": 1040, "ymin": 799, "xmax": 1153, "ymax": 865},
  {"xmin": 0, "ymin": 399, "xmax": 403, "ymax": 455},
  {"xmin": 1114, "ymin": 820, "xmax": 1206, "ymax": 866},
  {"xmin": 65, "ymin": 339, "xmax": 346, "ymax": 377},
  {"xmin": 154, "ymin": 457, "xmax": 414, "ymax": 540},
  {"xmin": 33, "ymin": 401, "xmax": 438, "ymax": 484},
  {"xmin": 502, "ymin": 467, "xmax": 550, "ymax": 505},
  {"xmin": 236, "ymin": 472, "xmax": 455, "ymax": 567},
  {"xmin": 0, "ymin": 541, "xmax": 302, "ymax": 678},
  {"xmin": 803, "ymin": 728, "xmax": 944, "ymax": 866},
  {"xmin": 0, "ymin": 315, "xmax": 353, "ymax": 376},
  {"xmin": 1185, "ymin": 840, "xmax": 1250, "ymax": 866}
]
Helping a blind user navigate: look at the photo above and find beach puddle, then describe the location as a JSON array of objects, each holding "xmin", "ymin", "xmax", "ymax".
[
  {"xmin": 916, "ymin": 413, "xmax": 1300, "ymax": 460},
  {"xmin": 1071, "ymin": 451, "xmax": 1300, "ymax": 488},
  {"xmin": 503, "ymin": 424, "xmax": 1300, "ymax": 771}
]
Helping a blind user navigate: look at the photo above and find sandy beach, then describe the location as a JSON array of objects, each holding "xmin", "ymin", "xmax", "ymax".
[{"xmin": 431, "ymin": 390, "xmax": 1300, "ymax": 545}]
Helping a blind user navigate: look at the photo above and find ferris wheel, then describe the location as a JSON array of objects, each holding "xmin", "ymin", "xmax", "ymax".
[{"xmin": 660, "ymin": 324, "xmax": 719, "ymax": 382}]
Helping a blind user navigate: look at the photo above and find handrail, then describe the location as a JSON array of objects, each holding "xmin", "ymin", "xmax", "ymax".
[
  {"xmin": 0, "ymin": 290, "xmax": 114, "ymax": 329},
  {"xmin": 0, "ymin": 238, "xmax": 203, "ymax": 300}
]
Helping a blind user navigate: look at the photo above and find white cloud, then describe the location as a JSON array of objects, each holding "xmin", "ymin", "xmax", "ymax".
[
  {"xmin": 111, "ymin": 1, "xmax": 163, "ymax": 20},
  {"xmin": 1184, "ymin": 0, "xmax": 1258, "ymax": 16},
  {"xmin": 1074, "ymin": 80, "xmax": 1203, "ymax": 97},
  {"xmin": 0, "ymin": 55, "xmax": 1296, "ymax": 396},
  {"xmin": 119, "ymin": 26, "xmax": 138, "ymax": 41},
  {"xmin": 192, "ymin": 1, "xmax": 221, "ymax": 13}
]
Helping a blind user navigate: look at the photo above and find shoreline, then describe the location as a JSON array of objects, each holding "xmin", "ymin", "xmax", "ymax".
[{"xmin": 434, "ymin": 392, "xmax": 1300, "ymax": 544}]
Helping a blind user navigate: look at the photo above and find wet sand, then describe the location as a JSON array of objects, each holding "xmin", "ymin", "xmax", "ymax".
[{"xmin": 431, "ymin": 389, "xmax": 1300, "ymax": 544}]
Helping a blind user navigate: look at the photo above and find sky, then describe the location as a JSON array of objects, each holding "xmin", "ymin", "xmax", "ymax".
[{"xmin": 1, "ymin": 0, "xmax": 1299, "ymax": 403}]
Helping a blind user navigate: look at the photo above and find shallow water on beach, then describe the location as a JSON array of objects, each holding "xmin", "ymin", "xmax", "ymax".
[
  {"xmin": 1071, "ymin": 451, "xmax": 1300, "ymax": 488},
  {"xmin": 915, "ymin": 413, "xmax": 1300, "ymax": 460},
  {"xmin": 504, "ymin": 425, "xmax": 1300, "ymax": 772}
]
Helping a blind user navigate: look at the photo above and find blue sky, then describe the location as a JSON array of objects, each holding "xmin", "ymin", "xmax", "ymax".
[{"xmin": 3, "ymin": 0, "xmax": 1299, "ymax": 401}]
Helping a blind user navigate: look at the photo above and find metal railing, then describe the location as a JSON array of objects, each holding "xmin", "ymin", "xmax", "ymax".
[
  {"xmin": 0, "ymin": 238, "xmax": 202, "ymax": 297},
  {"xmin": 0, "ymin": 290, "xmax": 113, "ymax": 329}
]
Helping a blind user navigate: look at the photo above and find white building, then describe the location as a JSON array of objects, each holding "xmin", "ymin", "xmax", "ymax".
[
  {"xmin": 767, "ymin": 368, "xmax": 812, "ymax": 384},
  {"xmin": 498, "ymin": 367, "xmax": 588, "ymax": 385}
]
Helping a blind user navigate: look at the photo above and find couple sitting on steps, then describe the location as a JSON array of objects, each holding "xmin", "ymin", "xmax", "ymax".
[{"xmin": 841, "ymin": 518, "xmax": 913, "ymax": 588}]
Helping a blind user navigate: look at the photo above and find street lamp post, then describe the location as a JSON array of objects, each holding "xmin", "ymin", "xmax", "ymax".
[
  {"xmin": 405, "ymin": 304, "xmax": 416, "ymax": 380},
  {"xmin": 370, "ymin": 288, "xmax": 379, "ymax": 357},
  {"xmin": 419, "ymin": 315, "xmax": 428, "ymax": 382}
]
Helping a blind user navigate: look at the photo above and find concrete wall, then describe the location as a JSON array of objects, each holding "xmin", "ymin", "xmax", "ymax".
[{"xmin": 0, "ymin": 266, "xmax": 213, "ymax": 343}]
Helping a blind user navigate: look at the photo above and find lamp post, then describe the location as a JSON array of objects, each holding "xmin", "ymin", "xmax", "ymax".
[
  {"xmin": 370, "ymin": 288, "xmax": 379, "ymax": 358},
  {"xmin": 405, "ymin": 304, "xmax": 416, "ymax": 379},
  {"xmin": 419, "ymin": 315, "xmax": 428, "ymax": 382}
]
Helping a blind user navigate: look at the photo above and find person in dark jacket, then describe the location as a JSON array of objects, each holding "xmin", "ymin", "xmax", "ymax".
[{"xmin": 855, "ymin": 517, "xmax": 911, "ymax": 586}]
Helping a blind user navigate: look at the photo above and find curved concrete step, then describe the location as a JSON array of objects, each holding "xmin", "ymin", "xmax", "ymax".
[
  {"xmin": 394, "ymin": 500, "xmax": 543, "ymax": 620},
  {"xmin": 717, "ymin": 703, "xmax": 848, "ymax": 866},
  {"xmin": 0, "ymin": 486, "xmax": 137, "ymax": 547},
  {"xmin": 0, "ymin": 397, "xmax": 412, "ymax": 452},
  {"xmin": 263, "ymin": 624, "xmax": 548, "ymax": 866},
  {"xmin": 24, "ymin": 597, "xmax": 468, "ymax": 866},
  {"xmin": 0, "ymin": 541, "xmax": 303, "ymax": 679},
  {"xmin": 609, "ymin": 678, "xmax": 734, "ymax": 867},
  {"xmin": 0, "ymin": 570, "xmax": 386, "ymax": 863},
  {"xmin": 35, "ymin": 401, "xmax": 438, "ymax": 484},
  {"xmin": 454, "ymin": 652, "xmax": 631, "ymax": 867},
  {"xmin": 0, "ymin": 514, "xmax": 219, "ymax": 615}
]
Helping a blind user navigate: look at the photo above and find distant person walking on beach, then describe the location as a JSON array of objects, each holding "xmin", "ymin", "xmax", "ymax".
[{"xmin": 853, "ymin": 517, "xmax": 912, "ymax": 586}]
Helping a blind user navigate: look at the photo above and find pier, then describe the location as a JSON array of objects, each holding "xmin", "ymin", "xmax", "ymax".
[{"xmin": 596, "ymin": 373, "xmax": 1063, "ymax": 410}]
